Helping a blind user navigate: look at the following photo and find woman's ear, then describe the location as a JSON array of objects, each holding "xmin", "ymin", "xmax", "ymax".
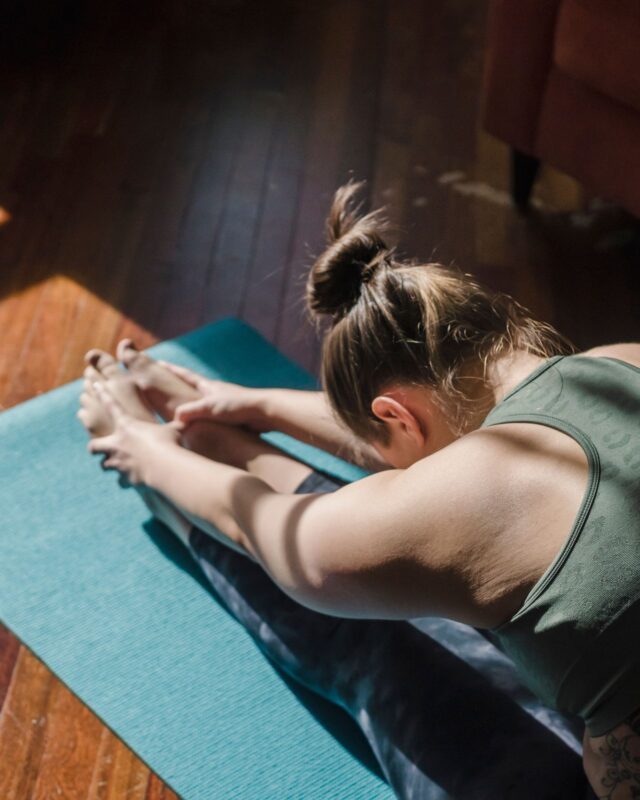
[{"xmin": 370, "ymin": 394, "xmax": 426, "ymax": 448}]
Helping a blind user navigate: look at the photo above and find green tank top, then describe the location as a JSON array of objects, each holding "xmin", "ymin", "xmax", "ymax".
[{"xmin": 480, "ymin": 353, "xmax": 640, "ymax": 736}]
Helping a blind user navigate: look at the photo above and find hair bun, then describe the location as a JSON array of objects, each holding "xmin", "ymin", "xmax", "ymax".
[{"xmin": 306, "ymin": 181, "xmax": 391, "ymax": 319}]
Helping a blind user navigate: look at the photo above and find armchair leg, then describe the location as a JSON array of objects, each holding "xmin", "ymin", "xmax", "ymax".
[{"xmin": 511, "ymin": 149, "xmax": 540, "ymax": 212}]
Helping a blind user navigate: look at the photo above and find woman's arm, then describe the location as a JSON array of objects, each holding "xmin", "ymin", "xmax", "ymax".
[
  {"xmin": 89, "ymin": 382, "xmax": 502, "ymax": 621},
  {"xmin": 87, "ymin": 410, "xmax": 428, "ymax": 615},
  {"xmin": 142, "ymin": 441, "xmax": 326, "ymax": 603},
  {"xmin": 258, "ymin": 388, "xmax": 387, "ymax": 471},
  {"xmin": 137, "ymin": 432, "xmax": 503, "ymax": 622},
  {"xmin": 141, "ymin": 438, "xmax": 443, "ymax": 617},
  {"xmin": 157, "ymin": 363, "xmax": 387, "ymax": 472}
]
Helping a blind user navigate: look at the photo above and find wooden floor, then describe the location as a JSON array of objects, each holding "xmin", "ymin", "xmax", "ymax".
[{"xmin": 1, "ymin": 0, "xmax": 639, "ymax": 796}]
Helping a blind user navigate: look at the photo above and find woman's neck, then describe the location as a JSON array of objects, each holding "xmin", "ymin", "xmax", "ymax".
[
  {"xmin": 463, "ymin": 349, "xmax": 548, "ymax": 432},
  {"xmin": 488, "ymin": 349, "xmax": 548, "ymax": 403}
]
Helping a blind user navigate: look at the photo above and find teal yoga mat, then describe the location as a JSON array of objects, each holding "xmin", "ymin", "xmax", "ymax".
[{"xmin": 0, "ymin": 318, "xmax": 389, "ymax": 799}]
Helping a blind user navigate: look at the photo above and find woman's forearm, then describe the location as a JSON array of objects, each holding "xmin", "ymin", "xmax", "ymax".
[
  {"xmin": 258, "ymin": 388, "xmax": 386, "ymax": 471},
  {"xmin": 143, "ymin": 441, "xmax": 266, "ymax": 560},
  {"xmin": 141, "ymin": 439, "xmax": 325, "ymax": 603}
]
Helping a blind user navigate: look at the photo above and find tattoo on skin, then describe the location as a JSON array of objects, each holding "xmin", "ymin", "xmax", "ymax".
[{"xmin": 592, "ymin": 709, "xmax": 640, "ymax": 799}]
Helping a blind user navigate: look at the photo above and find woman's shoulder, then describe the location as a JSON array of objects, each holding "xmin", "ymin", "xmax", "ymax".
[{"xmin": 577, "ymin": 342, "xmax": 640, "ymax": 369}]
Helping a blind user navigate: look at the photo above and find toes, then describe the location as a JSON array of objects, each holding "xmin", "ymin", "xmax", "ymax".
[
  {"xmin": 84, "ymin": 378, "xmax": 95, "ymax": 395},
  {"xmin": 84, "ymin": 349, "xmax": 120, "ymax": 377},
  {"xmin": 84, "ymin": 366, "xmax": 101, "ymax": 385},
  {"xmin": 117, "ymin": 338, "xmax": 151, "ymax": 371},
  {"xmin": 95, "ymin": 353, "xmax": 120, "ymax": 377},
  {"xmin": 116, "ymin": 338, "xmax": 135, "ymax": 362},
  {"xmin": 76, "ymin": 398, "xmax": 111, "ymax": 436},
  {"xmin": 80, "ymin": 390, "xmax": 102, "ymax": 409},
  {"xmin": 84, "ymin": 348, "xmax": 101, "ymax": 365},
  {"xmin": 84, "ymin": 348, "xmax": 108, "ymax": 367}
]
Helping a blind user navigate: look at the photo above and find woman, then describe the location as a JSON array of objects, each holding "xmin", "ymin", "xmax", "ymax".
[{"xmin": 79, "ymin": 183, "xmax": 640, "ymax": 799}]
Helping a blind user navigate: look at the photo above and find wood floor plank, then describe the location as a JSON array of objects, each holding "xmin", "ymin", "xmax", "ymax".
[
  {"xmin": 0, "ymin": 626, "xmax": 20, "ymax": 714},
  {"xmin": 144, "ymin": 772, "xmax": 179, "ymax": 800},
  {"xmin": 435, "ymin": 1, "xmax": 483, "ymax": 278},
  {"xmin": 335, "ymin": 0, "xmax": 386, "ymax": 186},
  {"xmin": 239, "ymin": 3, "xmax": 323, "ymax": 343},
  {"xmin": 86, "ymin": 728, "xmax": 150, "ymax": 800},
  {"xmin": 0, "ymin": 282, "xmax": 50, "ymax": 410},
  {"xmin": 202, "ymin": 88, "xmax": 281, "ymax": 322},
  {"xmin": 307, "ymin": 0, "xmax": 387, "ymax": 375},
  {"xmin": 31, "ymin": 680, "xmax": 105, "ymax": 800},
  {"xmin": 371, "ymin": 0, "xmax": 424, "ymax": 250},
  {"xmin": 0, "ymin": 648, "xmax": 54, "ymax": 800},
  {"xmin": 113, "ymin": 46, "xmax": 236, "ymax": 338},
  {"xmin": 276, "ymin": 0, "xmax": 362, "ymax": 373},
  {"xmin": 152, "ymin": 88, "xmax": 241, "ymax": 337},
  {"xmin": 2, "ymin": 275, "xmax": 91, "ymax": 408}
]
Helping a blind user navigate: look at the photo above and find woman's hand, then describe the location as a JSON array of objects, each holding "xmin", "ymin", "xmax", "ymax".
[
  {"xmin": 88, "ymin": 383, "xmax": 183, "ymax": 485},
  {"xmin": 156, "ymin": 361, "xmax": 269, "ymax": 431}
]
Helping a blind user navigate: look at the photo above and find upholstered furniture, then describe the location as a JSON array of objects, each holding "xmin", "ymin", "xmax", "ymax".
[{"xmin": 482, "ymin": 0, "xmax": 640, "ymax": 216}]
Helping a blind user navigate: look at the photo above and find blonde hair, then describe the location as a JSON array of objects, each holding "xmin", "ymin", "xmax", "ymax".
[{"xmin": 306, "ymin": 181, "xmax": 576, "ymax": 441}]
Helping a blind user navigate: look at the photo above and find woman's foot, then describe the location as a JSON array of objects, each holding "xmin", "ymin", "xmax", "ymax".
[
  {"xmin": 78, "ymin": 350, "xmax": 158, "ymax": 436},
  {"xmin": 78, "ymin": 352, "xmax": 194, "ymax": 543},
  {"xmin": 113, "ymin": 339, "xmax": 201, "ymax": 421}
]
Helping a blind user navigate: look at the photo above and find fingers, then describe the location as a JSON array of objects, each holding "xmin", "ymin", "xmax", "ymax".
[
  {"xmin": 87, "ymin": 433, "xmax": 116, "ymax": 455},
  {"xmin": 156, "ymin": 360, "xmax": 205, "ymax": 389},
  {"xmin": 166, "ymin": 418, "xmax": 186, "ymax": 433},
  {"xmin": 173, "ymin": 398, "xmax": 213, "ymax": 423}
]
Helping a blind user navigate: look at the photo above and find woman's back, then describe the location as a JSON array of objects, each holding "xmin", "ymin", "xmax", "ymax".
[
  {"xmin": 476, "ymin": 344, "xmax": 640, "ymax": 615},
  {"xmin": 468, "ymin": 344, "xmax": 640, "ymax": 735}
]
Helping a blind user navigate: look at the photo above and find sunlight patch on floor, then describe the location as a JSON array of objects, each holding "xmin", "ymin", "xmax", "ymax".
[{"xmin": 0, "ymin": 275, "xmax": 155, "ymax": 401}]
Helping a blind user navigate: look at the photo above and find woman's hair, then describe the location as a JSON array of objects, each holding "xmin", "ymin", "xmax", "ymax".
[{"xmin": 306, "ymin": 181, "xmax": 576, "ymax": 442}]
